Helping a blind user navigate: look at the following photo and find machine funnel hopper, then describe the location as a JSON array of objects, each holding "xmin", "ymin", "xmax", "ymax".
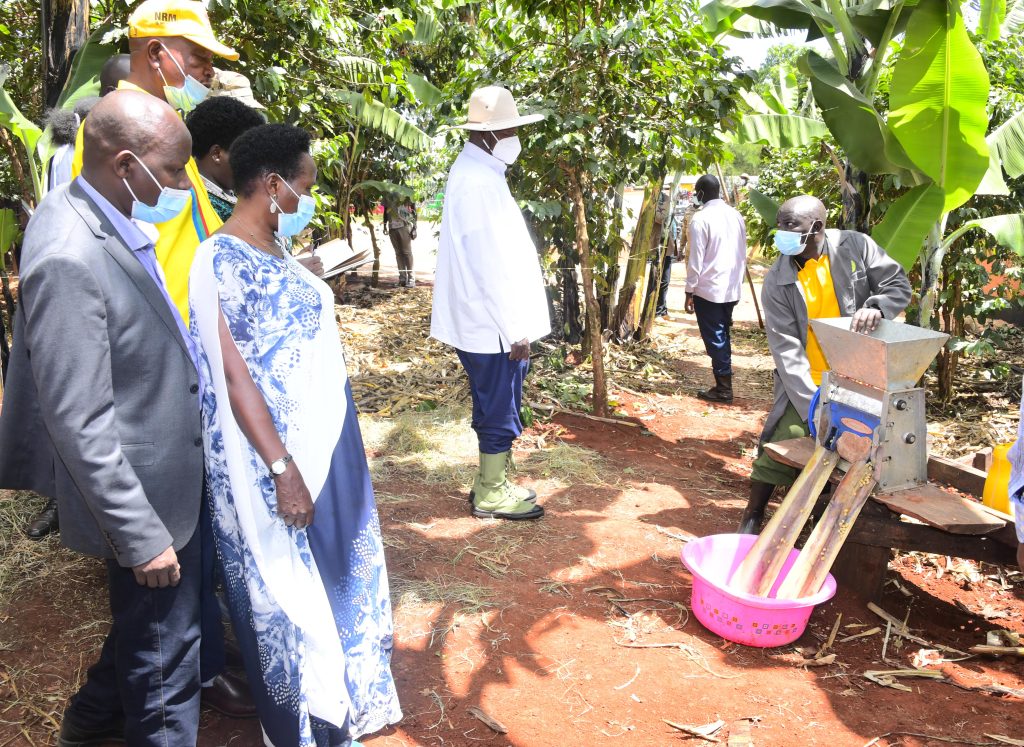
[{"xmin": 809, "ymin": 318, "xmax": 949, "ymax": 390}]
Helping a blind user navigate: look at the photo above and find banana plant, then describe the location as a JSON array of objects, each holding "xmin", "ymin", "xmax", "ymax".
[
  {"xmin": 706, "ymin": 0, "xmax": 995, "ymax": 329},
  {"xmin": 0, "ymin": 25, "xmax": 115, "ymax": 204}
]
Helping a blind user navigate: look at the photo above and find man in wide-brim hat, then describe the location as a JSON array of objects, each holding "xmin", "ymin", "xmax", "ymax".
[{"xmin": 430, "ymin": 86, "xmax": 550, "ymax": 520}]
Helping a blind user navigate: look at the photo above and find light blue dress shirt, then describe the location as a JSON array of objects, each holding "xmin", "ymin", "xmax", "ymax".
[{"xmin": 76, "ymin": 176, "xmax": 200, "ymax": 376}]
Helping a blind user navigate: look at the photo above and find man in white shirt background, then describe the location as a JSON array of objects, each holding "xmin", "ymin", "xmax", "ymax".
[
  {"xmin": 684, "ymin": 174, "xmax": 747, "ymax": 403},
  {"xmin": 430, "ymin": 86, "xmax": 550, "ymax": 521}
]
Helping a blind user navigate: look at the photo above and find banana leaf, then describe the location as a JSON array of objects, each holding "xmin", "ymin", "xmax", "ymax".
[
  {"xmin": 405, "ymin": 72, "xmax": 442, "ymax": 108},
  {"xmin": 0, "ymin": 65, "xmax": 43, "ymax": 199},
  {"xmin": 56, "ymin": 24, "xmax": 118, "ymax": 109},
  {"xmin": 888, "ymin": 0, "xmax": 990, "ymax": 213},
  {"xmin": 871, "ymin": 182, "xmax": 945, "ymax": 269},
  {"xmin": 800, "ymin": 51, "xmax": 917, "ymax": 181},
  {"xmin": 732, "ymin": 113, "xmax": 828, "ymax": 148},
  {"xmin": 942, "ymin": 213, "xmax": 1024, "ymax": 255},
  {"xmin": 746, "ymin": 188, "xmax": 780, "ymax": 226},
  {"xmin": 333, "ymin": 90, "xmax": 433, "ymax": 151},
  {"xmin": 1005, "ymin": 0, "xmax": 1024, "ymax": 35},
  {"xmin": 978, "ymin": 0, "xmax": 1007, "ymax": 39}
]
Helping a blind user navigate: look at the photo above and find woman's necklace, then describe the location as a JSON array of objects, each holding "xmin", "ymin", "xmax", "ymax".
[{"xmin": 230, "ymin": 217, "xmax": 284, "ymax": 258}]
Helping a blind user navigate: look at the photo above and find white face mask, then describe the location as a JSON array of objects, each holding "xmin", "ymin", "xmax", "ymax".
[{"xmin": 489, "ymin": 133, "xmax": 522, "ymax": 164}]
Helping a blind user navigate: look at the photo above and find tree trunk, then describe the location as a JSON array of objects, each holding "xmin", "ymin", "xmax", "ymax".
[
  {"xmin": 0, "ymin": 129, "xmax": 33, "ymax": 206},
  {"xmin": 566, "ymin": 167, "xmax": 608, "ymax": 417},
  {"xmin": 638, "ymin": 232, "xmax": 667, "ymax": 340},
  {"xmin": 558, "ymin": 243, "xmax": 583, "ymax": 344},
  {"xmin": 917, "ymin": 221, "xmax": 944, "ymax": 329},
  {"xmin": 840, "ymin": 161, "xmax": 871, "ymax": 233},
  {"xmin": 41, "ymin": 0, "xmax": 91, "ymax": 108},
  {"xmin": 363, "ymin": 211, "xmax": 381, "ymax": 287},
  {"xmin": 610, "ymin": 178, "xmax": 659, "ymax": 341},
  {"xmin": 0, "ymin": 268, "xmax": 14, "ymax": 382},
  {"xmin": 934, "ymin": 249, "xmax": 963, "ymax": 403}
]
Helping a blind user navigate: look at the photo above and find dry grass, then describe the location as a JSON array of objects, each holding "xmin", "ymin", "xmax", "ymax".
[
  {"xmin": 361, "ymin": 406, "xmax": 479, "ymax": 488},
  {"xmin": 519, "ymin": 442, "xmax": 608, "ymax": 487},
  {"xmin": 390, "ymin": 573, "xmax": 498, "ymax": 647},
  {"xmin": 0, "ymin": 492, "xmax": 109, "ymax": 747},
  {"xmin": 0, "ymin": 492, "xmax": 100, "ymax": 613}
]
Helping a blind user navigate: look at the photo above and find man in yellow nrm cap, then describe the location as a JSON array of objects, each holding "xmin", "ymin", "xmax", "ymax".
[{"xmin": 72, "ymin": 0, "xmax": 238, "ymax": 324}]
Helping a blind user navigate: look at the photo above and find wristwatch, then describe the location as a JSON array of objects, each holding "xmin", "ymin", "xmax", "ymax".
[{"xmin": 269, "ymin": 454, "xmax": 293, "ymax": 477}]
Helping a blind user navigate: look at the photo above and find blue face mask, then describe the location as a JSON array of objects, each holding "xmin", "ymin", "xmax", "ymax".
[
  {"xmin": 123, "ymin": 152, "xmax": 190, "ymax": 224},
  {"xmin": 774, "ymin": 229, "xmax": 810, "ymax": 256},
  {"xmin": 158, "ymin": 44, "xmax": 209, "ymax": 113},
  {"xmin": 271, "ymin": 176, "xmax": 316, "ymax": 237}
]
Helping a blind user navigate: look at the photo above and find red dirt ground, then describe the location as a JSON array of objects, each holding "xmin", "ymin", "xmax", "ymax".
[{"xmin": 1, "ymin": 288, "xmax": 1022, "ymax": 747}]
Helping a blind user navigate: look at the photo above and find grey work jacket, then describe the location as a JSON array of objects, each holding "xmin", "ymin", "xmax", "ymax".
[{"xmin": 759, "ymin": 229, "xmax": 912, "ymax": 443}]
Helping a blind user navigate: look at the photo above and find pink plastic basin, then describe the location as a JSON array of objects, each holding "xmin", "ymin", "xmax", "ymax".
[{"xmin": 681, "ymin": 533, "xmax": 837, "ymax": 648}]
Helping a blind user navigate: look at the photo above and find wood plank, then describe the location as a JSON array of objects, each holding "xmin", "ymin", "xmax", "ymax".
[
  {"xmin": 972, "ymin": 448, "xmax": 993, "ymax": 472},
  {"xmin": 874, "ymin": 483, "xmax": 1005, "ymax": 535},
  {"xmin": 765, "ymin": 437, "xmax": 1005, "ymax": 535},
  {"xmin": 832, "ymin": 538, "xmax": 890, "ymax": 601},
  {"xmin": 847, "ymin": 513, "xmax": 1018, "ymax": 565},
  {"xmin": 763, "ymin": 437, "xmax": 817, "ymax": 471},
  {"xmin": 927, "ymin": 454, "xmax": 987, "ymax": 498}
]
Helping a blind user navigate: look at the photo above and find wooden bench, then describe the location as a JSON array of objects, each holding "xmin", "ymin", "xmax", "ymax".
[{"xmin": 764, "ymin": 437, "xmax": 1019, "ymax": 600}]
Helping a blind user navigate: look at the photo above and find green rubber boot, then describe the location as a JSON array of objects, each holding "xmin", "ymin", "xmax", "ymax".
[
  {"xmin": 471, "ymin": 451, "xmax": 544, "ymax": 520},
  {"xmin": 469, "ymin": 451, "xmax": 537, "ymax": 504}
]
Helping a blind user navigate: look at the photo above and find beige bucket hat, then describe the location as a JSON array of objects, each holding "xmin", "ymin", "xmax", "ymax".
[
  {"xmin": 456, "ymin": 86, "xmax": 544, "ymax": 131},
  {"xmin": 210, "ymin": 69, "xmax": 266, "ymax": 110}
]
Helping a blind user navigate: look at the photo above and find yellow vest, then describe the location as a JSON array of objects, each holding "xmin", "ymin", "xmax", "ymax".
[
  {"xmin": 797, "ymin": 253, "xmax": 842, "ymax": 386},
  {"xmin": 71, "ymin": 82, "xmax": 222, "ymax": 325}
]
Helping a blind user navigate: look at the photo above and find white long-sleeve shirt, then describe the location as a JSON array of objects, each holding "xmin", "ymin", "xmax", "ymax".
[
  {"xmin": 685, "ymin": 198, "xmax": 747, "ymax": 304},
  {"xmin": 430, "ymin": 143, "xmax": 551, "ymax": 354}
]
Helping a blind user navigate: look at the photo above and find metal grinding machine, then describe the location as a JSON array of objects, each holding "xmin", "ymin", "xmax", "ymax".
[{"xmin": 729, "ymin": 318, "xmax": 950, "ymax": 599}]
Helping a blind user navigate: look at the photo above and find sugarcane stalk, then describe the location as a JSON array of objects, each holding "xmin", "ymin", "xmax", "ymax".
[
  {"xmin": 969, "ymin": 645, "xmax": 1024, "ymax": 657},
  {"xmin": 729, "ymin": 444, "xmax": 840, "ymax": 596},
  {"xmin": 776, "ymin": 459, "xmax": 876, "ymax": 599}
]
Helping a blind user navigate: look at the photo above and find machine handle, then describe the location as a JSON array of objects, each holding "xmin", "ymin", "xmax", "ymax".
[{"xmin": 808, "ymin": 386, "xmax": 822, "ymax": 441}]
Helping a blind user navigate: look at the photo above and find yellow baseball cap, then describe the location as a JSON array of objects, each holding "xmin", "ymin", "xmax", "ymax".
[{"xmin": 128, "ymin": 0, "xmax": 239, "ymax": 61}]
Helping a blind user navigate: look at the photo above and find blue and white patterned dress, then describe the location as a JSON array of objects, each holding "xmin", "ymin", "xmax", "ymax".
[{"xmin": 189, "ymin": 234, "xmax": 402, "ymax": 747}]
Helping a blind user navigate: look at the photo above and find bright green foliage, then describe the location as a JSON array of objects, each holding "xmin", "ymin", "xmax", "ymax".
[
  {"xmin": 734, "ymin": 114, "xmax": 828, "ymax": 149},
  {"xmin": 888, "ymin": 0, "xmax": 990, "ymax": 213},
  {"xmin": 978, "ymin": 0, "xmax": 1007, "ymax": 40},
  {"xmin": 872, "ymin": 183, "xmax": 947, "ymax": 267},
  {"xmin": 800, "ymin": 51, "xmax": 916, "ymax": 181},
  {"xmin": 943, "ymin": 212, "xmax": 1024, "ymax": 254}
]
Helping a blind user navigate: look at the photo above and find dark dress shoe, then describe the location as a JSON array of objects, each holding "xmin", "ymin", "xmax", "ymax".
[
  {"xmin": 25, "ymin": 498, "xmax": 59, "ymax": 540},
  {"xmin": 202, "ymin": 673, "xmax": 257, "ymax": 719},
  {"xmin": 57, "ymin": 717, "xmax": 124, "ymax": 746}
]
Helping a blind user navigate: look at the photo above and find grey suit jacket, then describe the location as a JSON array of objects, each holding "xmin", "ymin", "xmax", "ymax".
[
  {"xmin": 759, "ymin": 229, "xmax": 912, "ymax": 442},
  {"xmin": 0, "ymin": 180, "xmax": 203, "ymax": 567}
]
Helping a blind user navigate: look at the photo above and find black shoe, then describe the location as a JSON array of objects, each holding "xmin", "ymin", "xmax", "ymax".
[
  {"xmin": 737, "ymin": 480, "xmax": 775, "ymax": 535},
  {"xmin": 26, "ymin": 498, "xmax": 59, "ymax": 540},
  {"xmin": 202, "ymin": 673, "xmax": 257, "ymax": 719},
  {"xmin": 697, "ymin": 374, "xmax": 733, "ymax": 403},
  {"xmin": 57, "ymin": 717, "xmax": 125, "ymax": 747}
]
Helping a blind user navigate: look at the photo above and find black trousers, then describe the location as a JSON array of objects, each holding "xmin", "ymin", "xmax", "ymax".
[{"xmin": 648, "ymin": 256, "xmax": 673, "ymax": 317}]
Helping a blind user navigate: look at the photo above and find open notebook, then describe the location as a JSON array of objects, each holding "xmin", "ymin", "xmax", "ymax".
[{"xmin": 296, "ymin": 238, "xmax": 374, "ymax": 279}]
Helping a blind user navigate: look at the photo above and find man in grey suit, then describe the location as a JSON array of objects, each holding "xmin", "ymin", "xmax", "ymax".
[{"xmin": 0, "ymin": 90, "xmax": 205, "ymax": 746}]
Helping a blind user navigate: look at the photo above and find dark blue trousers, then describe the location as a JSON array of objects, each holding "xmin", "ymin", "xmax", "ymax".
[
  {"xmin": 456, "ymin": 346, "xmax": 530, "ymax": 454},
  {"xmin": 64, "ymin": 524, "xmax": 202, "ymax": 746},
  {"xmin": 692, "ymin": 295, "xmax": 738, "ymax": 376},
  {"xmin": 199, "ymin": 492, "xmax": 225, "ymax": 685}
]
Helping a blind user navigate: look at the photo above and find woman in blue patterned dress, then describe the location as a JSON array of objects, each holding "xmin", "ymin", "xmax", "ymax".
[{"xmin": 188, "ymin": 124, "xmax": 402, "ymax": 747}]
